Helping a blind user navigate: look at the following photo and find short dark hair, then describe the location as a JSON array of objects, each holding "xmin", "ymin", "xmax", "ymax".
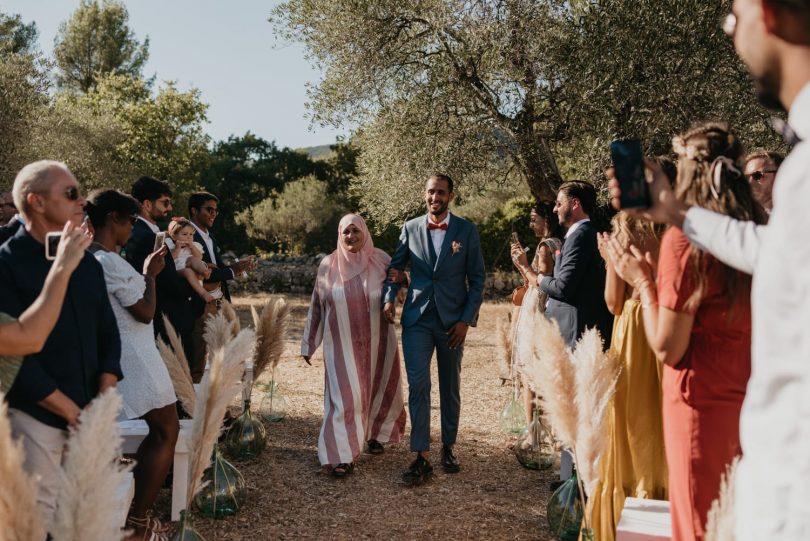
[
  {"xmin": 558, "ymin": 180, "xmax": 597, "ymax": 216},
  {"xmin": 85, "ymin": 189, "xmax": 141, "ymax": 229},
  {"xmin": 532, "ymin": 200, "xmax": 564, "ymax": 239},
  {"xmin": 188, "ymin": 191, "xmax": 219, "ymax": 215},
  {"xmin": 428, "ymin": 173, "xmax": 454, "ymax": 193},
  {"xmin": 131, "ymin": 176, "xmax": 171, "ymax": 203}
]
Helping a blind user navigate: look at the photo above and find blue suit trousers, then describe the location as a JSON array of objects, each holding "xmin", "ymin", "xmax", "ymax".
[{"xmin": 401, "ymin": 304, "xmax": 463, "ymax": 452}]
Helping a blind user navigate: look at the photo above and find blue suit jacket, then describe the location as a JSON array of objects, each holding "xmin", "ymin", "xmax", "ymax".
[
  {"xmin": 383, "ymin": 214, "xmax": 485, "ymax": 329},
  {"xmin": 0, "ymin": 227, "xmax": 122, "ymax": 429},
  {"xmin": 540, "ymin": 220, "xmax": 612, "ymax": 347}
]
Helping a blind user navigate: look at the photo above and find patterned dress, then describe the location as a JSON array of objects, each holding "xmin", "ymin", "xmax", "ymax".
[{"xmin": 301, "ymin": 253, "xmax": 406, "ymax": 466}]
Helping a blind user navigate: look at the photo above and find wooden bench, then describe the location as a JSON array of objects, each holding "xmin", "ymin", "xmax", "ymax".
[
  {"xmin": 616, "ymin": 497, "xmax": 672, "ymax": 541},
  {"xmin": 119, "ymin": 419, "xmax": 193, "ymax": 521}
]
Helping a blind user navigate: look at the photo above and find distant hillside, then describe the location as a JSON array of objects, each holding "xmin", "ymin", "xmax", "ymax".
[{"xmin": 298, "ymin": 144, "xmax": 333, "ymax": 161}]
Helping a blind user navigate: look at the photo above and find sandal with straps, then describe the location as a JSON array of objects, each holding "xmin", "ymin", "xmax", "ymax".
[
  {"xmin": 125, "ymin": 511, "xmax": 171, "ymax": 541},
  {"xmin": 331, "ymin": 462, "xmax": 354, "ymax": 478}
]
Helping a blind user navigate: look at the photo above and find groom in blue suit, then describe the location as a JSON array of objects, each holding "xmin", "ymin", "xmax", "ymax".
[{"xmin": 383, "ymin": 173, "xmax": 485, "ymax": 486}]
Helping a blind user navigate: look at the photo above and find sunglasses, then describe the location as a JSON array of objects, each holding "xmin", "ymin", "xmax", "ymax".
[
  {"xmin": 746, "ymin": 169, "xmax": 777, "ymax": 183},
  {"xmin": 64, "ymin": 186, "xmax": 81, "ymax": 201},
  {"xmin": 203, "ymin": 206, "xmax": 219, "ymax": 215}
]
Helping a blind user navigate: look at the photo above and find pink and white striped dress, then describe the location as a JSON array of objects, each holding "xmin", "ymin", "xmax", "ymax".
[{"xmin": 301, "ymin": 251, "xmax": 406, "ymax": 466}]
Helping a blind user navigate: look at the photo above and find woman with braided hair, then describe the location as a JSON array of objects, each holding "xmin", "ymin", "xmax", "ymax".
[{"xmin": 605, "ymin": 122, "xmax": 766, "ymax": 541}]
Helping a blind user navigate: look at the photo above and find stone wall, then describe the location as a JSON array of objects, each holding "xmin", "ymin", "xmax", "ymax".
[{"xmin": 227, "ymin": 253, "xmax": 523, "ymax": 299}]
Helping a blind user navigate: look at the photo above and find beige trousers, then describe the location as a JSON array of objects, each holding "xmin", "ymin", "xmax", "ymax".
[{"xmin": 8, "ymin": 408, "xmax": 68, "ymax": 536}]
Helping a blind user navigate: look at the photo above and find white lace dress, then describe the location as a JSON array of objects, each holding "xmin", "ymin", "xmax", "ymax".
[{"xmin": 94, "ymin": 250, "xmax": 176, "ymax": 419}]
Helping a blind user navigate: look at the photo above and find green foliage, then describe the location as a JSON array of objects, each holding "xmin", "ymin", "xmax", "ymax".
[
  {"xmin": 272, "ymin": 0, "xmax": 782, "ymax": 226},
  {"xmin": 76, "ymin": 74, "xmax": 210, "ymax": 197},
  {"xmin": 0, "ymin": 53, "xmax": 49, "ymax": 187},
  {"xmin": 0, "ymin": 13, "xmax": 38, "ymax": 56},
  {"xmin": 236, "ymin": 176, "xmax": 348, "ymax": 254},
  {"xmin": 54, "ymin": 0, "xmax": 150, "ymax": 93},
  {"xmin": 476, "ymin": 197, "xmax": 536, "ymax": 270}
]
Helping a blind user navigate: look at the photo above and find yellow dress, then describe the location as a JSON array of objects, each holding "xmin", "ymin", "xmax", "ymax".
[{"xmin": 589, "ymin": 298, "xmax": 668, "ymax": 541}]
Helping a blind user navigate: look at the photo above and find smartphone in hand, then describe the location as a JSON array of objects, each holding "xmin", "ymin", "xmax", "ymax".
[
  {"xmin": 610, "ymin": 139, "xmax": 650, "ymax": 209},
  {"xmin": 153, "ymin": 232, "xmax": 167, "ymax": 252},
  {"xmin": 45, "ymin": 232, "xmax": 61, "ymax": 261}
]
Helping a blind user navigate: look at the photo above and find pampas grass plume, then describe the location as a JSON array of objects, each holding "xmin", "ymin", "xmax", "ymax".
[
  {"xmin": 519, "ymin": 315, "xmax": 577, "ymax": 448},
  {"xmin": 706, "ymin": 456, "xmax": 739, "ymax": 541},
  {"xmin": 570, "ymin": 328, "xmax": 619, "ymax": 495},
  {"xmin": 157, "ymin": 336, "xmax": 197, "ymax": 413},
  {"xmin": 253, "ymin": 297, "xmax": 289, "ymax": 383},
  {"xmin": 204, "ymin": 312, "xmax": 235, "ymax": 355},
  {"xmin": 52, "ymin": 389, "xmax": 131, "ymax": 541},
  {"xmin": 186, "ymin": 328, "xmax": 256, "ymax": 509},
  {"xmin": 0, "ymin": 394, "xmax": 44, "ymax": 541},
  {"xmin": 222, "ymin": 300, "xmax": 240, "ymax": 338}
]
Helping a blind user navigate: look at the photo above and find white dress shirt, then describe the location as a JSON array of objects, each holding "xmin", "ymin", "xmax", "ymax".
[
  {"xmin": 137, "ymin": 216, "xmax": 160, "ymax": 234},
  {"xmin": 564, "ymin": 217, "xmax": 590, "ymax": 239},
  {"xmin": 682, "ymin": 82, "xmax": 810, "ymax": 540},
  {"xmin": 428, "ymin": 213, "xmax": 451, "ymax": 258}
]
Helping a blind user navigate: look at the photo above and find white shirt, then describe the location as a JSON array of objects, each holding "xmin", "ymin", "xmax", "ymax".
[
  {"xmin": 189, "ymin": 222, "xmax": 234, "ymax": 277},
  {"xmin": 428, "ymin": 213, "xmax": 451, "ymax": 258},
  {"xmin": 138, "ymin": 216, "xmax": 160, "ymax": 234},
  {"xmin": 682, "ymin": 82, "xmax": 810, "ymax": 540},
  {"xmin": 564, "ymin": 217, "xmax": 590, "ymax": 239}
]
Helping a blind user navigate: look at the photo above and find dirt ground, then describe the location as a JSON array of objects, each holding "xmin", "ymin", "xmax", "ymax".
[{"xmin": 173, "ymin": 295, "xmax": 556, "ymax": 540}]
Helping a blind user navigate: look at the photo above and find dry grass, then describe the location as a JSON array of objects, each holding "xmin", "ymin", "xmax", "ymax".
[{"xmin": 154, "ymin": 295, "xmax": 555, "ymax": 540}]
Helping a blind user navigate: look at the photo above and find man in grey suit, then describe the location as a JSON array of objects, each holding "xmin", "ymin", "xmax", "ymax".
[{"xmin": 383, "ymin": 173, "xmax": 486, "ymax": 486}]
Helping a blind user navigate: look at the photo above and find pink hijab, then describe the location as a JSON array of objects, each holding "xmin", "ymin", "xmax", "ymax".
[{"xmin": 322, "ymin": 214, "xmax": 390, "ymax": 307}]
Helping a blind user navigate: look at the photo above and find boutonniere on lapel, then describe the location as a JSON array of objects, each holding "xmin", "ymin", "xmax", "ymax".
[{"xmin": 451, "ymin": 240, "xmax": 462, "ymax": 255}]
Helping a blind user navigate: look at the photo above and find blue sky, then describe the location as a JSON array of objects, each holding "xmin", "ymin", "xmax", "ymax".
[{"xmin": 3, "ymin": 0, "xmax": 349, "ymax": 149}]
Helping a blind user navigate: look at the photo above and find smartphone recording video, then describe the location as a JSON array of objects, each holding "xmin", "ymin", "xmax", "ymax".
[
  {"xmin": 610, "ymin": 139, "xmax": 650, "ymax": 209},
  {"xmin": 45, "ymin": 232, "xmax": 61, "ymax": 261},
  {"xmin": 153, "ymin": 232, "xmax": 167, "ymax": 252}
]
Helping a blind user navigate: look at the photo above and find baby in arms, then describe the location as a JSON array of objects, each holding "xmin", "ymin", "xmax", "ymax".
[{"xmin": 166, "ymin": 218, "xmax": 215, "ymax": 303}]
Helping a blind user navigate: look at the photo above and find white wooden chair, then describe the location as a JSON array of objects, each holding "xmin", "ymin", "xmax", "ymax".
[{"xmin": 118, "ymin": 419, "xmax": 193, "ymax": 521}]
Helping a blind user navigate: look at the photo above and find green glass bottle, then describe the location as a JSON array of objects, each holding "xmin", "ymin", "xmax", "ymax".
[
  {"xmin": 514, "ymin": 408, "xmax": 553, "ymax": 470},
  {"xmin": 193, "ymin": 444, "xmax": 246, "ymax": 518},
  {"xmin": 170, "ymin": 510, "xmax": 206, "ymax": 541},
  {"xmin": 546, "ymin": 471, "xmax": 584, "ymax": 541}
]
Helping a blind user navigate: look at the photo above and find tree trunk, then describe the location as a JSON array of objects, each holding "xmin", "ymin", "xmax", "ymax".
[{"xmin": 514, "ymin": 128, "xmax": 562, "ymax": 203}]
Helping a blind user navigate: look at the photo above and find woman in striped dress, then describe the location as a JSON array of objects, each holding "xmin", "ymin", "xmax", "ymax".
[{"xmin": 301, "ymin": 213, "xmax": 407, "ymax": 477}]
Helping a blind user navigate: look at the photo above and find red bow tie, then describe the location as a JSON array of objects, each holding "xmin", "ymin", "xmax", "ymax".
[{"xmin": 428, "ymin": 223, "xmax": 448, "ymax": 231}]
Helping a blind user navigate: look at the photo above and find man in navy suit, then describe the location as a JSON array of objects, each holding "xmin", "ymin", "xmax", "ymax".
[
  {"xmin": 187, "ymin": 191, "xmax": 253, "ymax": 379},
  {"xmin": 0, "ymin": 160, "xmax": 122, "ymax": 532},
  {"xmin": 124, "ymin": 176, "xmax": 201, "ymax": 366},
  {"xmin": 519, "ymin": 180, "xmax": 612, "ymax": 482},
  {"xmin": 383, "ymin": 173, "xmax": 486, "ymax": 486}
]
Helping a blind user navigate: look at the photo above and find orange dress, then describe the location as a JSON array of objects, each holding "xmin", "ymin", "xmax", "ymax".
[{"xmin": 657, "ymin": 228, "xmax": 751, "ymax": 541}]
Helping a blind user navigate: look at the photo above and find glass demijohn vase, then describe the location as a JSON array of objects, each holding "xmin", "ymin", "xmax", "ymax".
[
  {"xmin": 193, "ymin": 444, "xmax": 247, "ymax": 518},
  {"xmin": 514, "ymin": 408, "xmax": 553, "ymax": 470},
  {"xmin": 224, "ymin": 361, "xmax": 267, "ymax": 460},
  {"xmin": 546, "ymin": 471, "xmax": 584, "ymax": 541},
  {"xmin": 499, "ymin": 387, "xmax": 526, "ymax": 435},
  {"xmin": 170, "ymin": 510, "xmax": 206, "ymax": 541},
  {"xmin": 258, "ymin": 380, "xmax": 287, "ymax": 422}
]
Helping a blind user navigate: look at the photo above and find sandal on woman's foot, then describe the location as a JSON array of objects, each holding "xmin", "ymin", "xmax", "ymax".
[
  {"xmin": 331, "ymin": 462, "xmax": 354, "ymax": 477},
  {"xmin": 367, "ymin": 439, "xmax": 384, "ymax": 455},
  {"xmin": 125, "ymin": 512, "xmax": 171, "ymax": 541}
]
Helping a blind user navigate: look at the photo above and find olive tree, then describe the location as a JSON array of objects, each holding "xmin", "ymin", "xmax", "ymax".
[{"xmin": 272, "ymin": 0, "xmax": 780, "ymax": 224}]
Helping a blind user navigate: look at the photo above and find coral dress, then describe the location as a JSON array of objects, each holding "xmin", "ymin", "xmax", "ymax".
[
  {"xmin": 657, "ymin": 228, "xmax": 751, "ymax": 541},
  {"xmin": 590, "ymin": 297, "xmax": 668, "ymax": 541}
]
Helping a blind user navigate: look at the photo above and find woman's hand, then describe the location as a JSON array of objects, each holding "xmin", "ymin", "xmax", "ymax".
[
  {"xmin": 143, "ymin": 245, "xmax": 167, "ymax": 277},
  {"xmin": 510, "ymin": 243, "xmax": 528, "ymax": 269},
  {"xmin": 387, "ymin": 268, "xmax": 406, "ymax": 284},
  {"xmin": 53, "ymin": 221, "xmax": 92, "ymax": 273},
  {"xmin": 605, "ymin": 235, "xmax": 655, "ymax": 289},
  {"xmin": 597, "ymin": 232, "xmax": 611, "ymax": 263}
]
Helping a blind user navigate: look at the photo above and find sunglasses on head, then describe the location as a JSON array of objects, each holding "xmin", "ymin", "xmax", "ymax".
[{"xmin": 746, "ymin": 169, "xmax": 777, "ymax": 183}]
